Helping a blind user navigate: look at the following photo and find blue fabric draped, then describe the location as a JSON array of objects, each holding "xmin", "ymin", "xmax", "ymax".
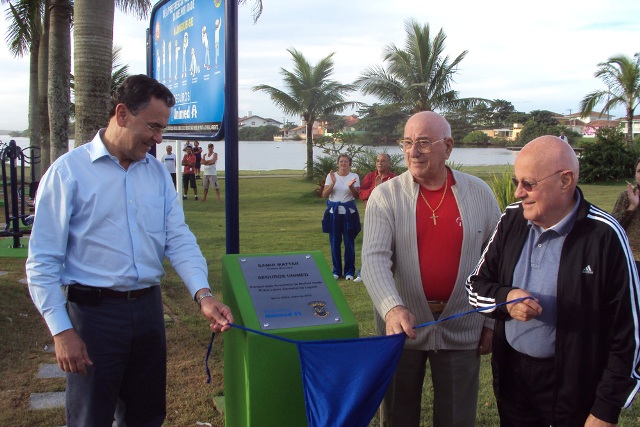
[
  {"xmin": 207, "ymin": 297, "xmax": 530, "ymax": 427},
  {"xmin": 297, "ymin": 333, "xmax": 405, "ymax": 427}
]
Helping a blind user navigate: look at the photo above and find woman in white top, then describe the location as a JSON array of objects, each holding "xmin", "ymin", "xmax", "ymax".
[{"xmin": 321, "ymin": 153, "xmax": 361, "ymax": 280}]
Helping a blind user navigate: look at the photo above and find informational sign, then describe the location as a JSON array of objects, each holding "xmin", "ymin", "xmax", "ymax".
[
  {"xmin": 239, "ymin": 254, "xmax": 344, "ymax": 330},
  {"xmin": 148, "ymin": 0, "xmax": 225, "ymax": 139}
]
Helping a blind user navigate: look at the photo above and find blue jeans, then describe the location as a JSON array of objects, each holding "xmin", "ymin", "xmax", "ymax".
[{"xmin": 329, "ymin": 213, "xmax": 355, "ymax": 277}]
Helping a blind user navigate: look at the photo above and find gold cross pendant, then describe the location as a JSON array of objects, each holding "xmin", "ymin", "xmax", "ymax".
[{"xmin": 430, "ymin": 213, "xmax": 438, "ymax": 225}]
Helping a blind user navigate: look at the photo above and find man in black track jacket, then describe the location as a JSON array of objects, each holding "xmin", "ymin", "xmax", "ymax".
[{"xmin": 466, "ymin": 135, "xmax": 640, "ymax": 427}]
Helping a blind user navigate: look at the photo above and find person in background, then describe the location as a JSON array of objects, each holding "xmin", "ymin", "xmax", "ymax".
[
  {"xmin": 182, "ymin": 145, "xmax": 198, "ymax": 200},
  {"xmin": 363, "ymin": 111, "xmax": 501, "ymax": 427},
  {"xmin": 193, "ymin": 140, "xmax": 203, "ymax": 178},
  {"xmin": 354, "ymin": 152, "xmax": 397, "ymax": 282},
  {"xmin": 161, "ymin": 144, "xmax": 177, "ymax": 187},
  {"xmin": 201, "ymin": 143, "xmax": 221, "ymax": 203},
  {"xmin": 322, "ymin": 153, "xmax": 361, "ymax": 281},
  {"xmin": 559, "ymin": 131, "xmax": 569, "ymax": 143},
  {"xmin": 359, "ymin": 153, "xmax": 397, "ymax": 205},
  {"xmin": 612, "ymin": 157, "xmax": 640, "ymax": 260},
  {"xmin": 467, "ymin": 135, "xmax": 640, "ymax": 427},
  {"xmin": 25, "ymin": 74, "xmax": 233, "ymax": 426}
]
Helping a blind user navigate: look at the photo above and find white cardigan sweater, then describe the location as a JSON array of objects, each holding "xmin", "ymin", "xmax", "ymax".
[{"xmin": 362, "ymin": 169, "xmax": 501, "ymax": 351}]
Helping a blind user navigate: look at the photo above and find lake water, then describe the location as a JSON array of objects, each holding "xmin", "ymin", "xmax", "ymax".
[{"xmin": 2, "ymin": 136, "xmax": 516, "ymax": 171}]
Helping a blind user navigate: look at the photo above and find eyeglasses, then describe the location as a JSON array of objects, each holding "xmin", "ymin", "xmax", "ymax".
[
  {"xmin": 398, "ymin": 137, "xmax": 446, "ymax": 154},
  {"xmin": 130, "ymin": 111, "xmax": 167, "ymax": 135},
  {"xmin": 512, "ymin": 170, "xmax": 565, "ymax": 191}
]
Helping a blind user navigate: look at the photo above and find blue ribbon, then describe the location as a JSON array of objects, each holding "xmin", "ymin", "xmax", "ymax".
[{"xmin": 204, "ymin": 296, "xmax": 533, "ymax": 383}]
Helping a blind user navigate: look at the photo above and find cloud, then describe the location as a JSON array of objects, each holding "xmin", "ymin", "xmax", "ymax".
[{"xmin": 1, "ymin": 0, "xmax": 638, "ymax": 130}]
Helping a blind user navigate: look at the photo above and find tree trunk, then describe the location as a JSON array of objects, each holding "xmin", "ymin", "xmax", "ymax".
[
  {"xmin": 305, "ymin": 120, "xmax": 315, "ymax": 180},
  {"xmin": 73, "ymin": 0, "xmax": 115, "ymax": 146},
  {"xmin": 38, "ymin": 0, "xmax": 51, "ymax": 173},
  {"xmin": 28, "ymin": 34, "xmax": 41, "ymax": 182},
  {"xmin": 627, "ymin": 108, "xmax": 634, "ymax": 144},
  {"xmin": 48, "ymin": 0, "xmax": 71, "ymax": 162}
]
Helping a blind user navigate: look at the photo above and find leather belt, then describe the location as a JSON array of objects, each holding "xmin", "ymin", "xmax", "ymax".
[
  {"xmin": 67, "ymin": 284, "xmax": 153, "ymax": 304},
  {"xmin": 427, "ymin": 300, "xmax": 448, "ymax": 314}
]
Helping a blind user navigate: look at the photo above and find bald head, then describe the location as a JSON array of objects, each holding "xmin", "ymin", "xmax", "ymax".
[
  {"xmin": 404, "ymin": 111, "xmax": 451, "ymax": 140},
  {"xmin": 518, "ymin": 135, "xmax": 579, "ymax": 184}
]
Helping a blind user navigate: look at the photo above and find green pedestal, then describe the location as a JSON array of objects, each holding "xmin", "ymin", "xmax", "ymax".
[{"xmin": 222, "ymin": 251, "xmax": 358, "ymax": 427}]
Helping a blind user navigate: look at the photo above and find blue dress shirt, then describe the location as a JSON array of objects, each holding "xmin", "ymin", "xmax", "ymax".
[{"xmin": 26, "ymin": 130, "xmax": 209, "ymax": 336}]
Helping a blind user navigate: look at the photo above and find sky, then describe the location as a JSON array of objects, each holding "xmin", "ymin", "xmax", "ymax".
[{"xmin": 1, "ymin": 0, "xmax": 639, "ymax": 131}]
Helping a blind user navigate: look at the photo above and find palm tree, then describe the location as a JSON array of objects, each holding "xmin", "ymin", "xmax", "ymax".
[
  {"xmin": 109, "ymin": 45, "xmax": 130, "ymax": 95},
  {"xmin": 37, "ymin": 0, "xmax": 51, "ymax": 172},
  {"xmin": 70, "ymin": 45, "xmax": 131, "ymax": 118},
  {"xmin": 73, "ymin": 0, "xmax": 150, "ymax": 146},
  {"xmin": 580, "ymin": 53, "xmax": 640, "ymax": 143},
  {"xmin": 355, "ymin": 19, "xmax": 486, "ymax": 114},
  {"xmin": 48, "ymin": 0, "xmax": 71, "ymax": 162},
  {"xmin": 3, "ymin": 0, "xmax": 44, "ymax": 178},
  {"xmin": 254, "ymin": 48, "xmax": 359, "ymax": 180},
  {"xmin": 239, "ymin": 0, "xmax": 263, "ymax": 22}
]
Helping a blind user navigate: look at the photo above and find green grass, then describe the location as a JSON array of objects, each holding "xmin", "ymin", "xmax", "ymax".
[{"xmin": 1, "ymin": 167, "xmax": 638, "ymax": 426}]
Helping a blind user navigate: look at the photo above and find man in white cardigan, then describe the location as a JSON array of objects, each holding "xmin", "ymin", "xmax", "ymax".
[{"xmin": 362, "ymin": 111, "xmax": 501, "ymax": 427}]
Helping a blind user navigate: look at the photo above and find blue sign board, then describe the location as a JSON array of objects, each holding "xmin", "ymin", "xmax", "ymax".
[{"xmin": 148, "ymin": 0, "xmax": 225, "ymax": 139}]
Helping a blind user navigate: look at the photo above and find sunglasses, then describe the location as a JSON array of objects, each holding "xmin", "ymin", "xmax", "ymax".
[{"xmin": 511, "ymin": 170, "xmax": 565, "ymax": 191}]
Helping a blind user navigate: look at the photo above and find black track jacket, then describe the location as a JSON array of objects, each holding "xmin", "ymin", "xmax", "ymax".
[{"xmin": 466, "ymin": 188, "xmax": 640, "ymax": 424}]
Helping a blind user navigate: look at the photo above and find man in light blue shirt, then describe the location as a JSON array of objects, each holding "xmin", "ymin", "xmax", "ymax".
[{"xmin": 26, "ymin": 74, "xmax": 233, "ymax": 426}]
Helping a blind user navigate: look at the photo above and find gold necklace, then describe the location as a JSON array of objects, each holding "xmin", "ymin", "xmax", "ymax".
[{"xmin": 419, "ymin": 173, "xmax": 448, "ymax": 225}]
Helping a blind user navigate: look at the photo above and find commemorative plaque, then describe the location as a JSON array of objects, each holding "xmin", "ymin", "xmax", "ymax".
[
  {"xmin": 222, "ymin": 251, "xmax": 358, "ymax": 427},
  {"xmin": 239, "ymin": 253, "xmax": 342, "ymax": 330}
]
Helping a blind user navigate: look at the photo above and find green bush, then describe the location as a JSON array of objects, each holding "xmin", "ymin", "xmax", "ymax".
[
  {"xmin": 446, "ymin": 160, "xmax": 464, "ymax": 171},
  {"xmin": 489, "ymin": 170, "xmax": 517, "ymax": 211},
  {"xmin": 312, "ymin": 155, "xmax": 337, "ymax": 197},
  {"xmin": 312, "ymin": 155, "xmax": 337, "ymax": 182},
  {"xmin": 238, "ymin": 125, "xmax": 280, "ymax": 141},
  {"xmin": 579, "ymin": 128, "xmax": 638, "ymax": 183},
  {"xmin": 462, "ymin": 130, "xmax": 490, "ymax": 144}
]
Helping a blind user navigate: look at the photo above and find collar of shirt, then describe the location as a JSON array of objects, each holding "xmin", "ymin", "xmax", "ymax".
[{"xmin": 88, "ymin": 129, "xmax": 150, "ymax": 166}]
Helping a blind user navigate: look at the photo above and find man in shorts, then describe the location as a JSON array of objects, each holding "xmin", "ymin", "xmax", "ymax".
[{"xmin": 201, "ymin": 143, "xmax": 220, "ymax": 203}]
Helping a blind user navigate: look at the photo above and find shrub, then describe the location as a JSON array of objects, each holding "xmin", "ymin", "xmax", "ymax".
[
  {"xmin": 462, "ymin": 130, "xmax": 490, "ymax": 144},
  {"xmin": 238, "ymin": 125, "xmax": 280, "ymax": 141},
  {"xmin": 579, "ymin": 128, "xmax": 638, "ymax": 183},
  {"xmin": 312, "ymin": 155, "xmax": 337, "ymax": 197},
  {"xmin": 489, "ymin": 171, "xmax": 517, "ymax": 212},
  {"xmin": 446, "ymin": 161, "xmax": 463, "ymax": 171}
]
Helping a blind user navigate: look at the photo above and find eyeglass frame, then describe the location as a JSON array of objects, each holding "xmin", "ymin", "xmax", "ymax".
[
  {"xmin": 129, "ymin": 109, "xmax": 167, "ymax": 135},
  {"xmin": 398, "ymin": 137, "xmax": 447, "ymax": 154},
  {"xmin": 511, "ymin": 170, "xmax": 566, "ymax": 191}
]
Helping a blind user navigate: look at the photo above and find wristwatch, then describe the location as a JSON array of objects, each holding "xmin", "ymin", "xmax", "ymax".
[{"xmin": 196, "ymin": 292, "xmax": 215, "ymax": 306}]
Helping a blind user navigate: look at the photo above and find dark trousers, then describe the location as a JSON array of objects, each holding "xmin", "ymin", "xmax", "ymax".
[
  {"xmin": 380, "ymin": 348, "xmax": 480, "ymax": 427},
  {"xmin": 329, "ymin": 213, "xmax": 355, "ymax": 277},
  {"xmin": 497, "ymin": 344, "xmax": 556, "ymax": 427},
  {"xmin": 66, "ymin": 286, "xmax": 166, "ymax": 427}
]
